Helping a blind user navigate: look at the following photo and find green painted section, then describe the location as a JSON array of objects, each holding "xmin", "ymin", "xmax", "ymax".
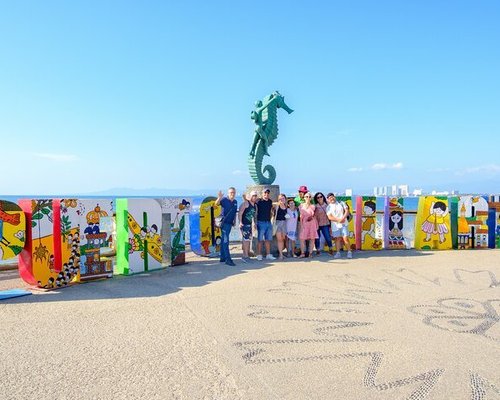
[
  {"xmin": 115, "ymin": 198, "xmax": 129, "ymax": 275},
  {"xmin": 143, "ymin": 211, "xmax": 148, "ymax": 272},
  {"xmin": 450, "ymin": 196, "xmax": 458, "ymax": 249},
  {"xmin": 248, "ymin": 91, "xmax": 293, "ymax": 185}
]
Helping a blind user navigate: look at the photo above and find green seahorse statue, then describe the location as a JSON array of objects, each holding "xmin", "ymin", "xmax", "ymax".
[{"xmin": 248, "ymin": 91, "xmax": 293, "ymax": 185}]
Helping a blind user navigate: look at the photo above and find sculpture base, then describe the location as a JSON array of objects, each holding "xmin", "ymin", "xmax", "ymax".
[{"xmin": 245, "ymin": 184, "xmax": 281, "ymax": 256}]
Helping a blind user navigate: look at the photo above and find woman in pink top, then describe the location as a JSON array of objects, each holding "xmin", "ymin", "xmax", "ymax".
[{"xmin": 299, "ymin": 192, "xmax": 318, "ymax": 258}]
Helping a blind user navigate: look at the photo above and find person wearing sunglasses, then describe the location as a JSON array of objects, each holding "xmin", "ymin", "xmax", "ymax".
[
  {"xmin": 313, "ymin": 192, "xmax": 334, "ymax": 256},
  {"xmin": 298, "ymin": 192, "xmax": 318, "ymax": 258}
]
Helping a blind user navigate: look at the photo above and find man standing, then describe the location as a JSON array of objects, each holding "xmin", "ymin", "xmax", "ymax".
[
  {"xmin": 238, "ymin": 190, "xmax": 258, "ymax": 263},
  {"xmin": 214, "ymin": 187, "xmax": 238, "ymax": 266},
  {"xmin": 256, "ymin": 188, "xmax": 276, "ymax": 261},
  {"xmin": 326, "ymin": 193, "xmax": 353, "ymax": 259},
  {"xmin": 294, "ymin": 185, "xmax": 309, "ymax": 206}
]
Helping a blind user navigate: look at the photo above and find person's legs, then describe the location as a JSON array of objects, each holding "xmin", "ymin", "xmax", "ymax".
[
  {"xmin": 299, "ymin": 239, "xmax": 306, "ymax": 257},
  {"xmin": 221, "ymin": 223, "xmax": 233, "ymax": 264},
  {"xmin": 315, "ymin": 230, "xmax": 321, "ymax": 255},
  {"xmin": 308, "ymin": 237, "xmax": 315, "ymax": 257},
  {"xmin": 277, "ymin": 232, "xmax": 285, "ymax": 258},
  {"xmin": 256, "ymin": 221, "xmax": 264, "ymax": 259}
]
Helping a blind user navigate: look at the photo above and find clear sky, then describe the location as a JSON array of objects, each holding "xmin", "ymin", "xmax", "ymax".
[{"xmin": 1, "ymin": 1, "xmax": 499, "ymax": 195}]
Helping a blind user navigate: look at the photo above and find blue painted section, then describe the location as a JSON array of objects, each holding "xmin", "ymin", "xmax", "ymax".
[
  {"xmin": 488, "ymin": 208, "xmax": 496, "ymax": 248},
  {"xmin": 189, "ymin": 198, "xmax": 203, "ymax": 256},
  {"xmin": 0, "ymin": 289, "xmax": 32, "ymax": 301}
]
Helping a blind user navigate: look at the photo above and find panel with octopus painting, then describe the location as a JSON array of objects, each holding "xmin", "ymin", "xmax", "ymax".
[{"xmin": 0, "ymin": 200, "xmax": 26, "ymax": 262}]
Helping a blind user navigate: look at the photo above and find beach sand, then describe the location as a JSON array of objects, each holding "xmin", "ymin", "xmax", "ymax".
[{"xmin": 1, "ymin": 248, "xmax": 499, "ymax": 399}]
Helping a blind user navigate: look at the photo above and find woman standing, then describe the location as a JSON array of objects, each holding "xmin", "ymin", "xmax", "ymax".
[
  {"xmin": 313, "ymin": 192, "xmax": 334, "ymax": 255},
  {"xmin": 299, "ymin": 192, "xmax": 318, "ymax": 258},
  {"xmin": 274, "ymin": 193, "xmax": 288, "ymax": 260}
]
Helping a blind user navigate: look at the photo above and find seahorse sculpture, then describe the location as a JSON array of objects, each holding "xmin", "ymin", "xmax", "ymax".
[{"xmin": 248, "ymin": 91, "xmax": 293, "ymax": 185}]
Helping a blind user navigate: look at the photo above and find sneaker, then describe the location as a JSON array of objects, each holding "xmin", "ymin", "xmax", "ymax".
[
  {"xmin": 226, "ymin": 260, "xmax": 236, "ymax": 266},
  {"xmin": 266, "ymin": 254, "xmax": 276, "ymax": 260},
  {"xmin": 256, "ymin": 255, "xmax": 263, "ymax": 261},
  {"xmin": 219, "ymin": 258, "xmax": 226, "ymax": 263},
  {"xmin": 334, "ymin": 252, "xmax": 341, "ymax": 259},
  {"xmin": 241, "ymin": 257, "xmax": 250, "ymax": 263},
  {"xmin": 347, "ymin": 251, "xmax": 353, "ymax": 259}
]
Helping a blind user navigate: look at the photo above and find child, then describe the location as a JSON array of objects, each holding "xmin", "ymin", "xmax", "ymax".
[
  {"xmin": 422, "ymin": 201, "xmax": 449, "ymax": 243},
  {"xmin": 286, "ymin": 198, "xmax": 299, "ymax": 257}
]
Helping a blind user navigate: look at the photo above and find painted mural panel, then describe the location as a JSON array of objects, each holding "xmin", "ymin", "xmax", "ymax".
[
  {"xmin": 336, "ymin": 196, "xmax": 356, "ymax": 251},
  {"xmin": 190, "ymin": 196, "xmax": 222, "ymax": 257},
  {"xmin": 355, "ymin": 196, "xmax": 382, "ymax": 250},
  {"xmin": 115, "ymin": 199, "xmax": 163, "ymax": 275},
  {"xmin": 456, "ymin": 196, "xmax": 489, "ymax": 249},
  {"xmin": 384, "ymin": 197, "xmax": 407, "ymax": 249},
  {"xmin": 19, "ymin": 199, "xmax": 79, "ymax": 288},
  {"xmin": 488, "ymin": 195, "xmax": 500, "ymax": 248},
  {"xmin": 156, "ymin": 198, "xmax": 191, "ymax": 266},
  {"xmin": 78, "ymin": 200, "xmax": 114, "ymax": 280},
  {"xmin": 0, "ymin": 200, "xmax": 26, "ymax": 261},
  {"xmin": 414, "ymin": 196, "xmax": 452, "ymax": 250}
]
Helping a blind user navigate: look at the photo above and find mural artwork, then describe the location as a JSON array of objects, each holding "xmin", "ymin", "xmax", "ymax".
[
  {"xmin": 19, "ymin": 199, "xmax": 79, "ymax": 289},
  {"xmin": 488, "ymin": 195, "xmax": 500, "ymax": 248},
  {"xmin": 156, "ymin": 198, "xmax": 191, "ymax": 266},
  {"xmin": 456, "ymin": 196, "xmax": 489, "ymax": 250},
  {"xmin": 190, "ymin": 196, "xmax": 222, "ymax": 257},
  {"xmin": 336, "ymin": 196, "xmax": 356, "ymax": 251},
  {"xmin": 355, "ymin": 196, "xmax": 383, "ymax": 250},
  {"xmin": 384, "ymin": 197, "xmax": 406, "ymax": 250},
  {"xmin": 0, "ymin": 200, "xmax": 26, "ymax": 261},
  {"xmin": 414, "ymin": 196, "xmax": 452, "ymax": 250}
]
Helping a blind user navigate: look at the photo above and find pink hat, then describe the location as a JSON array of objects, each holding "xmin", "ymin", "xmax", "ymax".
[{"xmin": 298, "ymin": 185, "xmax": 308, "ymax": 193}]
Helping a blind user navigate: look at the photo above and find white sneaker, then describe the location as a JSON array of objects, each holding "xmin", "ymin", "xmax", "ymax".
[
  {"xmin": 334, "ymin": 252, "xmax": 341, "ymax": 259},
  {"xmin": 266, "ymin": 254, "xmax": 276, "ymax": 260},
  {"xmin": 256, "ymin": 255, "xmax": 263, "ymax": 261},
  {"xmin": 347, "ymin": 251, "xmax": 353, "ymax": 259}
]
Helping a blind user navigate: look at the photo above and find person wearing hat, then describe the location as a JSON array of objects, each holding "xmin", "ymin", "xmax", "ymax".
[
  {"xmin": 215, "ymin": 187, "xmax": 238, "ymax": 266},
  {"xmin": 256, "ymin": 188, "xmax": 276, "ymax": 261},
  {"xmin": 239, "ymin": 191, "xmax": 258, "ymax": 262},
  {"xmin": 294, "ymin": 185, "xmax": 309, "ymax": 207}
]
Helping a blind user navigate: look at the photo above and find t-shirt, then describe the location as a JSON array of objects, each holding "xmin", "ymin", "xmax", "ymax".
[
  {"xmin": 220, "ymin": 197, "xmax": 238, "ymax": 225},
  {"xmin": 326, "ymin": 201, "xmax": 347, "ymax": 229},
  {"xmin": 241, "ymin": 202, "xmax": 256, "ymax": 225},
  {"xmin": 256, "ymin": 198, "xmax": 273, "ymax": 222},
  {"xmin": 276, "ymin": 206, "xmax": 287, "ymax": 221}
]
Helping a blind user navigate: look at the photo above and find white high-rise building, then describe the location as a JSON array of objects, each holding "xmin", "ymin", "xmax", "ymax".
[{"xmin": 398, "ymin": 185, "xmax": 409, "ymax": 196}]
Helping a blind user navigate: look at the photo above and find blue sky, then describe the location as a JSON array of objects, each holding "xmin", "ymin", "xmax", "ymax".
[{"xmin": 1, "ymin": 1, "xmax": 499, "ymax": 195}]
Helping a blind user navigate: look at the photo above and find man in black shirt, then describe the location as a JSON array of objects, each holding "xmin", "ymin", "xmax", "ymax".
[{"xmin": 256, "ymin": 188, "xmax": 275, "ymax": 261}]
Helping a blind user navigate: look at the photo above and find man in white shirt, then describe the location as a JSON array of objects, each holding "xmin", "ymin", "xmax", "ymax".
[{"xmin": 326, "ymin": 193, "xmax": 353, "ymax": 259}]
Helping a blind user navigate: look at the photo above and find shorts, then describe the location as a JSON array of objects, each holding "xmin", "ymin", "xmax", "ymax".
[
  {"xmin": 275, "ymin": 220, "xmax": 287, "ymax": 235},
  {"xmin": 257, "ymin": 221, "xmax": 273, "ymax": 241},
  {"xmin": 241, "ymin": 225, "xmax": 252, "ymax": 241},
  {"xmin": 332, "ymin": 225, "xmax": 349, "ymax": 238}
]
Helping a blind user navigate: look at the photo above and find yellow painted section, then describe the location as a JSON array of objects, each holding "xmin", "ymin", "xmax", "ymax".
[
  {"xmin": 199, "ymin": 197, "xmax": 221, "ymax": 255},
  {"xmin": 0, "ymin": 204, "xmax": 26, "ymax": 261},
  {"xmin": 126, "ymin": 211, "xmax": 163, "ymax": 263},
  {"xmin": 415, "ymin": 196, "xmax": 452, "ymax": 250}
]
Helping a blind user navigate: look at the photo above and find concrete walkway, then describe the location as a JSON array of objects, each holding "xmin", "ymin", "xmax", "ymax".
[{"xmin": 1, "ymin": 249, "xmax": 499, "ymax": 399}]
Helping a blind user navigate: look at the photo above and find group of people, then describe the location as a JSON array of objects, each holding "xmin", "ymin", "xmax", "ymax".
[{"xmin": 214, "ymin": 185, "xmax": 353, "ymax": 266}]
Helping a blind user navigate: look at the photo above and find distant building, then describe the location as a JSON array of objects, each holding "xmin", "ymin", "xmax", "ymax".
[
  {"xmin": 398, "ymin": 185, "xmax": 409, "ymax": 196},
  {"xmin": 412, "ymin": 188, "xmax": 423, "ymax": 196}
]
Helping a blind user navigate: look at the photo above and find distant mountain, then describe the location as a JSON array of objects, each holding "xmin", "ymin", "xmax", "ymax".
[{"xmin": 82, "ymin": 187, "xmax": 218, "ymax": 196}]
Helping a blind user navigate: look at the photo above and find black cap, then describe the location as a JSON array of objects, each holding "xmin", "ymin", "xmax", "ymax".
[{"xmin": 263, "ymin": 188, "xmax": 270, "ymax": 193}]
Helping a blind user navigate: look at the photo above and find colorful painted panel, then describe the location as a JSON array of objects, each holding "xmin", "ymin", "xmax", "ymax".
[
  {"xmin": 414, "ymin": 196, "xmax": 452, "ymax": 250},
  {"xmin": 190, "ymin": 196, "xmax": 222, "ymax": 257},
  {"xmin": 77, "ymin": 200, "xmax": 114, "ymax": 280},
  {"xmin": 384, "ymin": 197, "xmax": 406, "ymax": 249},
  {"xmin": 355, "ymin": 196, "xmax": 382, "ymax": 250},
  {"xmin": 19, "ymin": 199, "xmax": 79, "ymax": 288},
  {"xmin": 488, "ymin": 195, "xmax": 500, "ymax": 248},
  {"xmin": 156, "ymin": 198, "xmax": 191, "ymax": 266},
  {"xmin": 336, "ymin": 196, "xmax": 356, "ymax": 251},
  {"xmin": 115, "ymin": 199, "xmax": 163, "ymax": 275},
  {"xmin": 0, "ymin": 200, "xmax": 26, "ymax": 261},
  {"xmin": 456, "ymin": 196, "xmax": 489, "ymax": 249}
]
